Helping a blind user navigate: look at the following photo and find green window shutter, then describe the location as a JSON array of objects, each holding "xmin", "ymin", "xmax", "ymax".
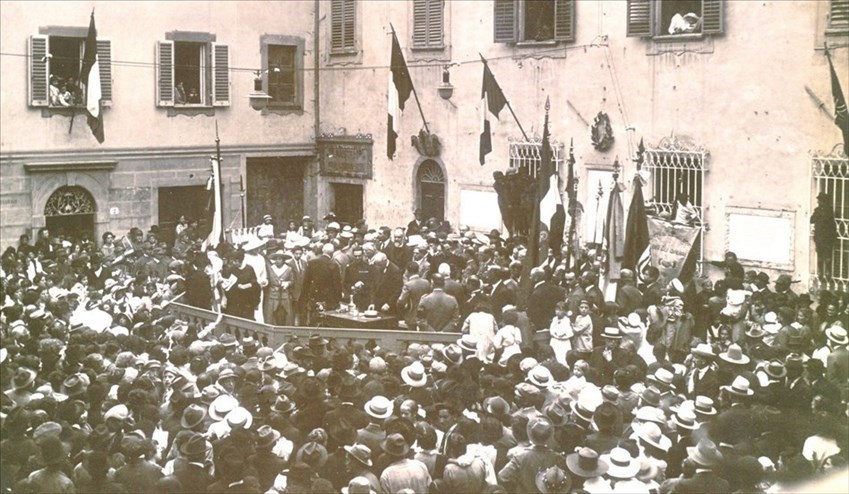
[
  {"xmin": 493, "ymin": 0, "xmax": 517, "ymax": 43},
  {"xmin": 156, "ymin": 40, "xmax": 174, "ymax": 107},
  {"xmin": 97, "ymin": 39, "xmax": 112, "ymax": 103},
  {"xmin": 212, "ymin": 43, "xmax": 230, "ymax": 106},
  {"xmin": 626, "ymin": 0, "xmax": 653, "ymax": 37},
  {"xmin": 30, "ymin": 35, "xmax": 50, "ymax": 107},
  {"xmin": 554, "ymin": 0, "xmax": 575, "ymax": 42},
  {"xmin": 702, "ymin": 0, "xmax": 724, "ymax": 34}
]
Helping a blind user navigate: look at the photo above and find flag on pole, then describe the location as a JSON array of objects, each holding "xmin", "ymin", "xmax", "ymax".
[
  {"xmin": 479, "ymin": 58, "xmax": 507, "ymax": 165},
  {"xmin": 204, "ymin": 157, "xmax": 224, "ymax": 249},
  {"xmin": 623, "ymin": 140, "xmax": 650, "ymax": 270},
  {"xmin": 80, "ymin": 11, "xmax": 104, "ymax": 143},
  {"xmin": 387, "ymin": 30, "xmax": 413, "ymax": 160},
  {"xmin": 604, "ymin": 178, "xmax": 625, "ymax": 279},
  {"xmin": 538, "ymin": 97, "xmax": 566, "ymax": 253},
  {"xmin": 826, "ymin": 47, "xmax": 849, "ymax": 156}
]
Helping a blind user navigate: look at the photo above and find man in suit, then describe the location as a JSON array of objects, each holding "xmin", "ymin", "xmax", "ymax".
[
  {"xmin": 264, "ymin": 250, "xmax": 294, "ymax": 325},
  {"xmin": 497, "ymin": 416, "xmax": 567, "ymax": 493},
  {"xmin": 418, "ymin": 274, "xmax": 459, "ymax": 332},
  {"xmin": 302, "ymin": 243, "xmax": 343, "ymax": 323},
  {"xmin": 527, "ymin": 267, "xmax": 566, "ymax": 331},
  {"xmin": 85, "ymin": 253, "xmax": 112, "ymax": 290},
  {"xmin": 615, "ymin": 268, "xmax": 644, "ymax": 315},
  {"xmin": 406, "ymin": 209, "xmax": 424, "ymax": 236},
  {"xmin": 384, "ymin": 228, "xmax": 412, "ymax": 273},
  {"xmin": 640, "ymin": 266, "xmax": 664, "ymax": 308},
  {"xmin": 344, "ymin": 246, "xmax": 372, "ymax": 310},
  {"xmin": 286, "ymin": 244, "xmax": 308, "ymax": 325},
  {"xmin": 221, "ymin": 249, "xmax": 261, "ymax": 320},
  {"xmin": 411, "ymin": 245, "xmax": 430, "ymax": 280},
  {"xmin": 686, "ymin": 344, "xmax": 720, "ymax": 399},
  {"xmin": 398, "ymin": 262, "xmax": 431, "ymax": 330},
  {"xmin": 368, "ymin": 252, "xmax": 403, "ymax": 314},
  {"xmin": 487, "ymin": 265, "xmax": 516, "ymax": 324}
]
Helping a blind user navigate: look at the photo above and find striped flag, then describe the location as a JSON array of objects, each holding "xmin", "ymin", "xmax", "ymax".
[
  {"xmin": 826, "ymin": 48, "xmax": 848, "ymax": 156},
  {"xmin": 387, "ymin": 31, "xmax": 413, "ymax": 160},
  {"xmin": 203, "ymin": 158, "xmax": 224, "ymax": 249},
  {"xmin": 623, "ymin": 140, "xmax": 650, "ymax": 269},
  {"xmin": 479, "ymin": 58, "xmax": 507, "ymax": 165},
  {"xmin": 538, "ymin": 97, "xmax": 566, "ymax": 253},
  {"xmin": 80, "ymin": 11, "xmax": 104, "ymax": 143}
]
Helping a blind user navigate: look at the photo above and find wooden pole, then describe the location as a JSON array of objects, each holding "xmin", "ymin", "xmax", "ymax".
[
  {"xmin": 390, "ymin": 24, "xmax": 429, "ymax": 133},
  {"xmin": 479, "ymin": 53, "xmax": 529, "ymax": 141}
]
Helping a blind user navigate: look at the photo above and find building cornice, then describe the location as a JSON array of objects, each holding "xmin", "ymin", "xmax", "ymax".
[{"xmin": 1, "ymin": 143, "xmax": 317, "ymax": 163}]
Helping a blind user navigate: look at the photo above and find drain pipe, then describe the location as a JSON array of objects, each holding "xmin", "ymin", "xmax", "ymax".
[{"xmin": 314, "ymin": 0, "xmax": 320, "ymax": 141}]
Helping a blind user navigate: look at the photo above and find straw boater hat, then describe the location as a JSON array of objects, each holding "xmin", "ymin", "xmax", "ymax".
[
  {"xmin": 601, "ymin": 447, "xmax": 641, "ymax": 480},
  {"xmin": 637, "ymin": 422, "xmax": 672, "ymax": 452},
  {"xmin": 567, "ymin": 447, "xmax": 609, "ymax": 478},
  {"xmin": 826, "ymin": 326, "xmax": 849, "ymax": 346},
  {"xmin": 527, "ymin": 365, "xmax": 554, "ymax": 388},
  {"xmin": 364, "ymin": 395, "xmax": 393, "ymax": 420},
  {"xmin": 601, "ymin": 327, "xmax": 623, "ymax": 339},
  {"xmin": 763, "ymin": 360, "xmax": 788, "ymax": 380},
  {"xmin": 688, "ymin": 438, "xmax": 723, "ymax": 467},
  {"xmin": 456, "ymin": 334, "xmax": 478, "ymax": 353},
  {"xmin": 722, "ymin": 375, "xmax": 754, "ymax": 396},
  {"xmin": 693, "ymin": 396, "xmax": 718, "ymax": 417},
  {"xmin": 719, "ymin": 344, "xmax": 750, "ymax": 365},
  {"xmin": 401, "ymin": 362, "xmax": 428, "ymax": 388},
  {"xmin": 672, "ymin": 408, "xmax": 699, "ymax": 431},
  {"xmin": 208, "ymin": 395, "xmax": 239, "ymax": 421}
]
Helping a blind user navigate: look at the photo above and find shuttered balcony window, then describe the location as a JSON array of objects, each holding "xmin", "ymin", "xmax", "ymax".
[
  {"xmin": 28, "ymin": 33, "xmax": 112, "ymax": 109},
  {"xmin": 828, "ymin": 0, "xmax": 849, "ymax": 34},
  {"xmin": 331, "ymin": 0, "xmax": 357, "ymax": 54},
  {"xmin": 156, "ymin": 32, "xmax": 229, "ymax": 110},
  {"xmin": 412, "ymin": 0, "xmax": 444, "ymax": 50},
  {"xmin": 493, "ymin": 0, "xmax": 574, "ymax": 44},
  {"xmin": 626, "ymin": 0, "xmax": 724, "ymax": 39}
]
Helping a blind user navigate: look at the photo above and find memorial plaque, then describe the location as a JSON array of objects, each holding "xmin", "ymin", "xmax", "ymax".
[{"xmin": 317, "ymin": 135, "xmax": 373, "ymax": 179}]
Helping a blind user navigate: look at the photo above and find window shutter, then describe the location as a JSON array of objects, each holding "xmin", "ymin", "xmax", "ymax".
[
  {"xmin": 829, "ymin": 0, "xmax": 849, "ymax": 29},
  {"xmin": 626, "ymin": 0, "xmax": 653, "ymax": 37},
  {"xmin": 156, "ymin": 40, "xmax": 174, "ymax": 107},
  {"xmin": 414, "ymin": 0, "xmax": 444, "ymax": 48},
  {"xmin": 701, "ymin": 0, "xmax": 724, "ymax": 34},
  {"xmin": 331, "ymin": 0, "xmax": 356, "ymax": 52},
  {"xmin": 212, "ymin": 43, "xmax": 230, "ymax": 106},
  {"xmin": 553, "ymin": 0, "xmax": 575, "ymax": 42},
  {"xmin": 413, "ymin": 0, "xmax": 429, "ymax": 47},
  {"xmin": 428, "ymin": 0, "xmax": 444, "ymax": 47},
  {"xmin": 493, "ymin": 0, "xmax": 517, "ymax": 43},
  {"xmin": 29, "ymin": 35, "xmax": 49, "ymax": 107},
  {"xmin": 97, "ymin": 39, "xmax": 112, "ymax": 103}
]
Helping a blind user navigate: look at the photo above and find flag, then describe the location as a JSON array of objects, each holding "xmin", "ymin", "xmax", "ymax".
[
  {"xmin": 387, "ymin": 31, "xmax": 413, "ymax": 160},
  {"xmin": 646, "ymin": 217, "xmax": 700, "ymax": 287},
  {"xmin": 826, "ymin": 48, "xmax": 849, "ymax": 156},
  {"xmin": 80, "ymin": 11, "xmax": 104, "ymax": 143},
  {"xmin": 603, "ymin": 179, "xmax": 625, "ymax": 279},
  {"xmin": 204, "ymin": 158, "xmax": 224, "ymax": 249},
  {"xmin": 479, "ymin": 58, "xmax": 507, "ymax": 165},
  {"xmin": 563, "ymin": 140, "xmax": 578, "ymax": 267},
  {"xmin": 623, "ymin": 140, "xmax": 650, "ymax": 270},
  {"xmin": 538, "ymin": 98, "xmax": 566, "ymax": 253}
]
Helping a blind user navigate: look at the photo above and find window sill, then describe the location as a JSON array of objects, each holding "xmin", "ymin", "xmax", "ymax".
[
  {"xmin": 38, "ymin": 106, "xmax": 109, "ymax": 118},
  {"xmin": 411, "ymin": 45, "xmax": 445, "ymax": 52},
  {"xmin": 330, "ymin": 49, "xmax": 359, "ymax": 56},
  {"xmin": 652, "ymin": 33, "xmax": 705, "ymax": 42},
  {"xmin": 263, "ymin": 104, "xmax": 304, "ymax": 116},
  {"xmin": 514, "ymin": 40, "xmax": 558, "ymax": 48},
  {"xmin": 166, "ymin": 106, "xmax": 216, "ymax": 117}
]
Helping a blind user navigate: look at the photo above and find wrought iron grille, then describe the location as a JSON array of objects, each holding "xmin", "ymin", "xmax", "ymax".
[
  {"xmin": 811, "ymin": 148, "xmax": 849, "ymax": 292},
  {"xmin": 44, "ymin": 186, "xmax": 96, "ymax": 216},
  {"xmin": 645, "ymin": 135, "xmax": 709, "ymax": 274},
  {"xmin": 508, "ymin": 137, "xmax": 564, "ymax": 179}
]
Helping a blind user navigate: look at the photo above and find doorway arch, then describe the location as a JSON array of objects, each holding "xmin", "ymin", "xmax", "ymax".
[
  {"xmin": 44, "ymin": 186, "xmax": 96, "ymax": 241},
  {"xmin": 415, "ymin": 159, "xmax": 446, "ymax": 222}
]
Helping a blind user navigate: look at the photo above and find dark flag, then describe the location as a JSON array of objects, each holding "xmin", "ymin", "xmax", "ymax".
[
  {"xmin": 604, "ymin": 174, "xmax": 625, "ymax": 279},
  {"xmin": 203, "ymin": 157, "xmax": 224, "ymax": 249},
  {"xmin": 623, "ymin": 139, "xmax": 650, "ymax": 269},
  {"xmin": 479, "ymin": 57, "xmax": 507, "ymax": 165},
  {"xmin": 538, "ymin": 97, "xmax": 566, "ymax": 254},
  {"xmin": 80, "ymin": 11, "xmax": 104, "ymax": 143},
  {"xmin": 387, "ymin": 31, "xmax": 413, "ymax": 159},
  {"xmin": 826, "ymin": 48, "xmax": 849, "ymax": 155}
]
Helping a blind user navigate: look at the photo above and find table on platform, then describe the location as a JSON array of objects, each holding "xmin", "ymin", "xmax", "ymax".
[{"xmin": 320, "ymin": 309, "xmax": 398, "ymax": 330}]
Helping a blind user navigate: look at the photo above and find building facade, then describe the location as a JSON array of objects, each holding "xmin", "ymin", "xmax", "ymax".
[{"xmin": 1, "ymin": 0, "xmax": 848, "ymax": 290}]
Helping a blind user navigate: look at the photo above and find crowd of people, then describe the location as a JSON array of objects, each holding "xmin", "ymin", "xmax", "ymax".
[{"xmin": 0, "ymin": 211, "xmax": 848, "ymax": 493}]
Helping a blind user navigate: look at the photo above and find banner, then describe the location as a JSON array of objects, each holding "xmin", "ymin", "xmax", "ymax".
[{"xmin": 647, "ymin": 217, "xmax": 699, "ymax": 287}]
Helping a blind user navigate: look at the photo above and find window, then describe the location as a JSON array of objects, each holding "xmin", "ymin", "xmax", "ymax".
[
  {"xmin": 811, "ymin": 151, "xmax": 849, "ymax": 292},
  {"xmin": 331, "ymin": 0, "xmax": 357, "ymax": 54},
  {"xmin": 493, "ymin": 0, "xmax": 574, "ymax": 44},
  {"xmin": 261, "ymin": 35, "xmax": 305, "ymax": 111},
  {"xmin": 412, "ymin": 0, "xmax": 444, "ymax": 49},
  {"xmin": 644, "ymin": 136, "xmax": 709, "ymax": 275},
  {"xmin": 29, "ymin": 33, "xmax": 112, "ymax": 108},
  {"xmin": 627, "ymin": 0, "xmax": 723, "ymax": 38},
  {"xmin": 828, "ymin": 0, "xmax": 849, "ymax": 34},
  {"xmin": 508, "ymin": 138, "xmax": 564, "ymax": 180},
  {"xmin": 156, "ymin": 33, "xmax": 229, "ymax": 108}
]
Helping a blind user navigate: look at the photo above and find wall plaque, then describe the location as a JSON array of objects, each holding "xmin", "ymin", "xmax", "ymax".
[{"xmin": 317, "ymin": 135, "xmax": 373, "ymax": 179}]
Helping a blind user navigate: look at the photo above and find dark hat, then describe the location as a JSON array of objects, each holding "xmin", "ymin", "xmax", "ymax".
[
  {"xmin": 543, "ymin": 403, "xmax": 570, "ymax": 427},
  {"xmin": 483, "ymin": 396, "xmax": 510, "ymax": 417},
  {"xmin": 62, "ymin": 374, "xmax": 88, "ymax": 396},
  {"xmin": 179, "ymin": 432, "xmax": 212, "ymax": 457},
  {"xmin": 344, "ymin": 443, "xmax": 373, "ymax": 467},
  {"xmin": 273, "ymin": 395, "xmax": 295, "ymax": 414},
  {"xmin": 639, "ymin": 386, "xmax": 661, "ymax": 407},
  {"xmin": 593, "ymin": 402, "xmax": 620, "ymax": 430},
  {"xmin": 441, "ymin": 344, "xmax": 464, "ymax": 366},
  {"xmin": 296, "ymin": 441, "xmax": 328, "ymax": 468},
  {"xmin": 256, "ymin": 425, "xmax": 282, "ymax": 449},
  {"xmin": 381, "ymin": 433, "xmax": 410, "ymax": 457},
  {"xmin": 536, "ymin": 466, "xmax": 571, "ymax": 494},
  {"xmin": 338, "ymin": 375, "xmax": 363, "ymax": 401},
  {"xmin": 121, "ymin": 435, "xmax": 147, "ymax": 458},
  {"xmin": 527, "ymin": 416, "xmax": 554, "ymax": 445},
  {"xmin": 805, "ymin": 358, "xmax": 825, "ymax": 374},
  {"xmin": 180, "ymin": 404, "xmax": 206, "ymax": 429},
  {"xmin": 567, "ymin": 447, "xmax": 609, "ymax": 478},
  {"xmin": 764, "ymin": 360, "xmax": 787, "ymax": 379}
]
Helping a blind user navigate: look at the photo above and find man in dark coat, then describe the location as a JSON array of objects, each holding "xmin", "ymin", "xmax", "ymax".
[
  {"xmin": 487, "ymin": 265, "xmax": 516, "ymax": 324},
  {"xmin": 184, "ymin": 255, "xmax": 213, "ymax": 310},
  {"xmin": 302, "ymin": 243, "xmax": 343, "ymax": 321},
  {"xmin": 810, "ymin": 192, "xmax": 837, "ymax": 276},
  {"xmin": 527, "ymin": 267, "xmax": 565, "ymax": 330},
  {"xmin": 368, "ymin": 252, "xmax": 404, "ymax": 314},
  {"xmin": 344, "ymin": 246, "xmax": 372, "ymax": 310},
  {"xmin": 85, "ymin": 254, "xmax": 112, "ymax": 291},
  {"xmin": 398, "ymin": 262, "xmax": 432, "ymax": 330},
  {"xmin": 417, "ymin": 274, "xmax": 459, "ymax": 332},
  {"xmin": 615, "ymin": 268, "xmax": 643, "ymax": 315},
  {"xmin": 221, "ymin": 250, "xmax": 261, "ymax": 320},
  {"xmin": 384, "ymin": 228, "xmax": 413, "ymax": 273}
]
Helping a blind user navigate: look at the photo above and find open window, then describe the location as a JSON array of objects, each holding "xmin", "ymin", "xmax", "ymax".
[
  {"xmin": 29, "ymin": 33, "xmax": 111, "ymax": 108},
  {"xmin": 260, "ymin": 35, "xmax": 305, "ymax": 111},
  {"xmin": 626, "ymin": 0, "xmax": 723, "ymax": 38},
  {"xmin": 156, "ymin": 33, "xmax": 229, "ymax": 108},
  {"xmin": 493, "ymin": 0, "xmax": 574, "ymax": 44}
]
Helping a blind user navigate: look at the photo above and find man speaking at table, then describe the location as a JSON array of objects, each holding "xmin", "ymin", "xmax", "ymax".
[
  {"xmin": 368, "ymin": 251, "xmax": 403, "ymax": 314},
  {"xmin": 302, "ymin": 243, "xmax": 343, "ymax": 324}
]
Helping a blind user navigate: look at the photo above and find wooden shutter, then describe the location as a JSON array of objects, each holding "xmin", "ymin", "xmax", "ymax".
[
  {"xmin": 413, "ymin": 0, "xmax": 444, "ymax": 48},
  {"xmin": 331, "ymin": 0, "xmax": 356, "ymax": 52},
  {"xmin": 428, "ymin": 0, "xmax": 444, "ymax": 47},
  {"xmin": 701, "ymin": 0, "xmax": 724, "ymax": 34},
  {"xmin": 156, "ymin": 41, "xmax": 174, "ymax": 107},
  {"xmin": 413, "ymin": 0, "xmax": 429, "ymax": 47},
  {"xmin": 29, "ymin": 35, "xmax": 49, "ymax": 107},
  {"xmin": 829, "ymin": 0, "xmax": 849, "ymax": 30},
  {"xmin": 212, "ymin": 43, "xmax": 230, "ymax": 106},
  {"xmin": 553, "ymin": 0, "xmax": 575, "ymax": 41},
  {"xmin": 97, "ymin": 39, "xmax": 112, "ymax": 103},
  {"xmin": 626, "ymin": 0, "xmax": 653, "ymax": 37},
  {"xmin": 493, "ymin": 0, "xmax": 517, "ymax": 43}
]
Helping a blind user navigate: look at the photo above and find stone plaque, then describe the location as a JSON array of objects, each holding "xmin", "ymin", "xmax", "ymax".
[{"xmin": 318, "ymin": 136, "xmax": 373, "ymax": 179}]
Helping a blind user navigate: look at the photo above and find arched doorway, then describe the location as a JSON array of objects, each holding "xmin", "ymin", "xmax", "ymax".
[
  {"xmin": 416, "ymin": 159, "xmax": 445, "ymax": 222},
  {"xmin": 44, "ymin": 186, "xmax": 96, "ymax": 241}
]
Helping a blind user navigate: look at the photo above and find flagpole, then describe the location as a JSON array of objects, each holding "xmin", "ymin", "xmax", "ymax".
[
  {"xmin": 565, "ymin": 139, "xmax": 577, "ymax": 269},
  {"xmin": 479, "ymin": 54, "xmax": 529, "ymax": 141},
  {"xmin": 390, "ymin": 25, "xmax": 429, "ymax": 133},
  {"xmin": 214, "ymin": 120, "xmax": 224, "ymax": 245}
]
